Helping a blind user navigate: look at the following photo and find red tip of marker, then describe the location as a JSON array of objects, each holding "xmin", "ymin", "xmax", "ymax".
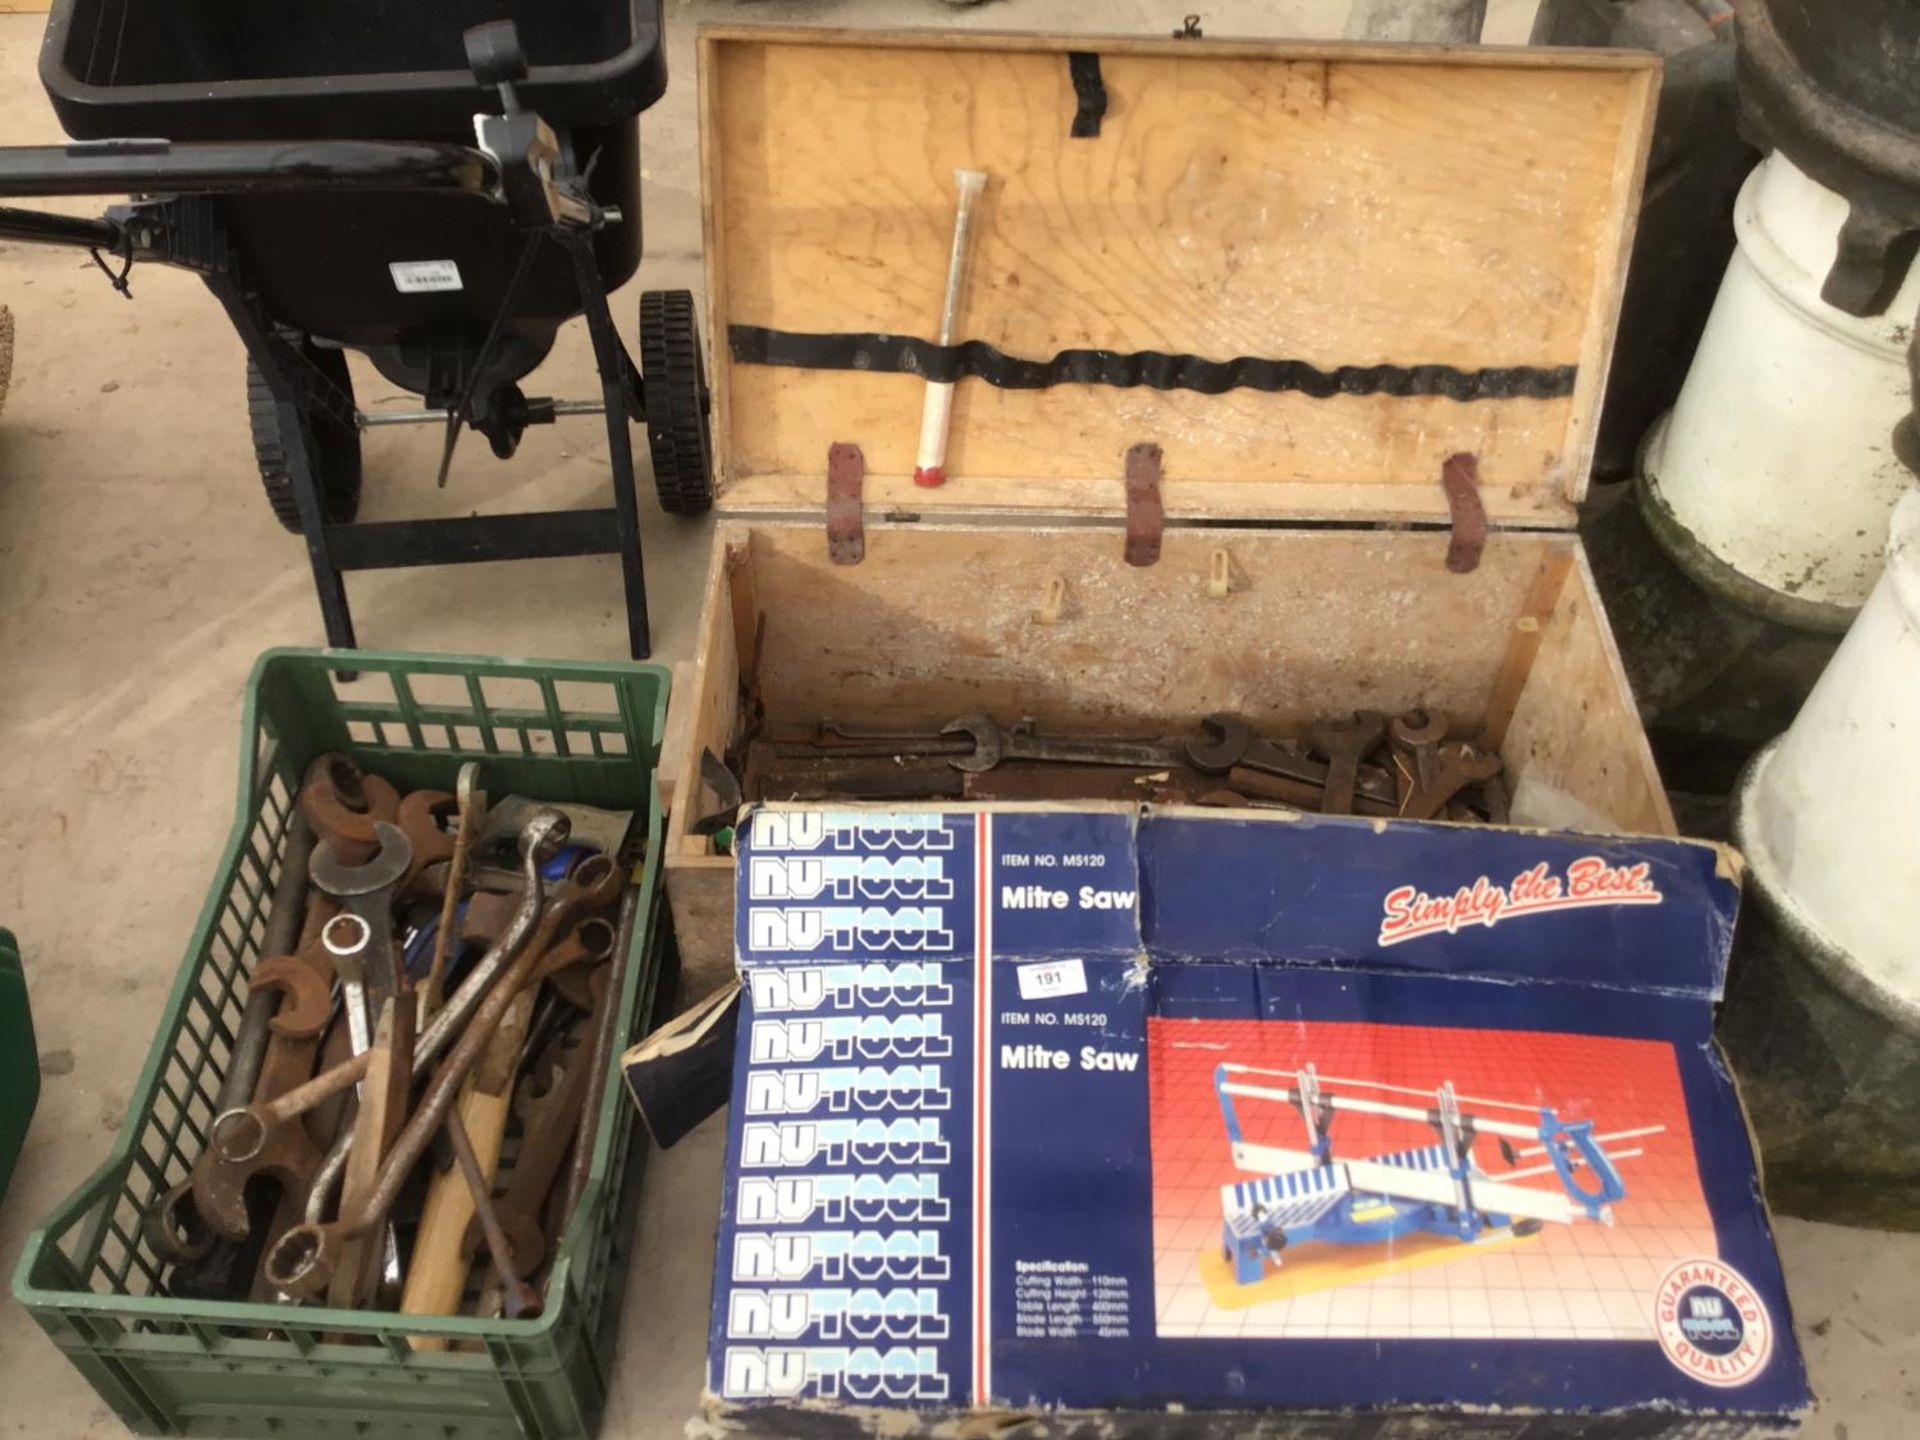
[{"xmin": 913, "ymin": 466, "xmax": 946, "ymax": 489}]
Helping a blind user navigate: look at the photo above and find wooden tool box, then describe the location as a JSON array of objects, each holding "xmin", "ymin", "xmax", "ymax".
[{"xmin": 666, "ymin": 28, "xmax": 1668, "ymax": 995}]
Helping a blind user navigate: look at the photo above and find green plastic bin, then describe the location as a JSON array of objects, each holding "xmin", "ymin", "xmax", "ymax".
[{"xmin": 11, "ymin": 648, "xmax": 672, "ymax": 1439}]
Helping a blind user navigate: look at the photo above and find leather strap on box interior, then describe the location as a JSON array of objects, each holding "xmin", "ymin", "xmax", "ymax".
[
  {"xmin": 729, "ymin": 325, "xmax": 1577, "ymax": 402},
  {"xmin": 1068, "ymin": 53, "xmax": 1107, "ymax": 137}
]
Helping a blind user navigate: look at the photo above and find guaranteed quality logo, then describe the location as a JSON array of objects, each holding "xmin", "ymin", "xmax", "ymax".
[
  {"xmin": 1377, "ymin": 857, "xmax": 1662, "ymax": 947},
  {"xmin": 1654, "ymin": 1257, "xmax": 1774, "ymax": 1387}
]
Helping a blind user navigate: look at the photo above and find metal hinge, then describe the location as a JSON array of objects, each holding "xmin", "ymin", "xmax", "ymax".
[
  {"xmin": 826, "ymin": 441, "xmax": 865, "ymax": 565},
  {"xmin": 1440, "ymin": 451, "xmax": 1486, "ymax": 574},
  {"xmin": 1124, "ymin": 442, "xmax": 1164, "ymax": 567}
]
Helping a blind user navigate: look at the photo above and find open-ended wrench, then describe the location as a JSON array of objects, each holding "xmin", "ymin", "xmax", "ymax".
[
  {"xmin": 421, "ymin": 762, "xmax": 483, "ymax": 1019},
  {"xmin": 939, "ymin": 713, "xmax": 1181, "ymax": 774},
  {"xmin": 1388, "ymin": 709, "xmax": 1449, "ymax": 804},
  {"xmin": 307, "ymin": 822, "xmax": 416, "ymax": 1296},
  {"xmin": 466, "ymin": 967, "xmax": 607, "ymax": 1289},
  {"xmin": 309, "ymin": 820, "xmax": 413, "ymax": 1020},
  {"xmin": 274, "ymin": 864, "xmax": 615, "ymax": 1300},
  {"xmin": 1310, "ymin": 711, "xmax": 1388, "ymax": 816},
  {"xmin": 186, "ymin": 936, "xmax": 337, "ymax": 1242},
  {"xmin": 818, "ymin": 719, "xmax": 991, "ymax": 745},
  {"xmin": 1185, "ymin": 715, "xmax": 1397, "ymax": 808},
  {"xmin": 779, "ymin": 720, "xmax": 979, "ymax": 761},
  {"xmin": 265, "ymin": 825, "xmax": 625, "ymax": 1299},
  {"xmin": 299, "ymin": 755, "xmax": 400, "ymax": 867},
  {"xmin": 152, "ymin": 814, "xmax": 322, "ymax": 1259},
  {"xmin": 1401, "ymin": 741, "xmax": 1504, "ymax": 821},
  {"xmin": 215, "ymin": 814, "xmax": 552, "ymax": 1221},
  {"xmin": 146, "ymin": 814, "xmax": 327, "ymax": 1268},
  {"xmin": 303, "ymin": 913, "xmax": 610, "ymax": 1282},
  {"xmin": 556, "ymin": 876, "xmax": 642, "ymax": 1233},
  {"xmin": 395, "ymin": 787, "xmax": 458, "ymax": 901},
  {"xmin": 227, "ymin": 853, "xmax": 603, "ymax": 1181},
  {"xmin": 770, "ymin": 737, "xmax": 976, "ymax": 762},
  {"xmin": 295, "ymin": 887, "xmax": 518, "ymax": 1236}
]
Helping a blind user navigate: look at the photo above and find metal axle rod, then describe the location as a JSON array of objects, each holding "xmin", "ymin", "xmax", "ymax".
[{"xmin": 357, "ymin": 400, "xmax": 606, "ymax": 429}]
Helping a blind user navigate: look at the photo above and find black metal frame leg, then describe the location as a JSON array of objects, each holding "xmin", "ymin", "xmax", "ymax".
[
  {"xmin": 202, "ymin": 270, "xmax": 359, "ymax": 651},
  {"xmin": 558, "ymin": 228, "xmax": 651, "ymax": 661}
]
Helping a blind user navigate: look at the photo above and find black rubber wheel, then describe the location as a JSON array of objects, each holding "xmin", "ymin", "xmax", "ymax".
[
  {"xmin": 248, "ymin": 342, "xmax": 362, "ymax": 534},
  {"xmin": 638, "ymin": 289, "xmax": 714, "ymax": 515}
]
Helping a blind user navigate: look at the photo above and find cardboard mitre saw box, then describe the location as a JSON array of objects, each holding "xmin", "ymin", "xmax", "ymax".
[{"xmin": 701, "ymin": 803, "xmax": 1811, "ymax": 1438}]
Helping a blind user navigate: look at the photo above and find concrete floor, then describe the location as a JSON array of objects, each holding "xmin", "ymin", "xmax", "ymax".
[{"xmin": 0, "ymin": 1, "xmax": 1913, "ymax": 1436}]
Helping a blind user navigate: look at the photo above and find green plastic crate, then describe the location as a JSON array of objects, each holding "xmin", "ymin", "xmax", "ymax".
[{"xmin": 11, "ymin": 648, "xmax": 673, "ymax": 1439}]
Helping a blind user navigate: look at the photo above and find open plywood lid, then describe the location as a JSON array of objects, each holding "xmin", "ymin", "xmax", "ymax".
[{"xmin": 699, "ymin": 29, "xmax": 1657, "ymax": 527}]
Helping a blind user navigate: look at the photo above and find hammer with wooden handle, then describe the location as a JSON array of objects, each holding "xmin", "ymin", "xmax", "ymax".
[{"xmin": 913, "ymin": 167, "xmax": 988, "ymax": 489}]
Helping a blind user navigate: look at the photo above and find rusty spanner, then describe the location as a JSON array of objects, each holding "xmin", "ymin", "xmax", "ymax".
[
  {"xmin": 1401, "ymin": 741, "xmax": 1504, "ymax": 821},
  {"xmin": 254, "ymin": 894, "xmax": 547, "ymax": 1183},
  {"xmin": 265, "ymin": 826, "xmax": 624, "ymax": 1300},
  {"xmin": 555, "ymin": 870, "xmax": 641, "ymax": 1234},
  {"xmin": 147, "ymin": 812, "xmax": 325, "ymax": 1265},
  {"xmin": 274, "ymin": 882, "xmax": 510, "ymax": 1201},
  {"xmin": 771, "ymin": 736, "xmax": 976, "ymax": 762},
  {"xmin": 821, "ymin": 718, "xmax": 982, "ymax": 744},
  {"xmin": 186, "ymin": 937, "xmax": 337, "ymax": 1241},
  {"xmin": 421, "ymin": 762, "xmax": 483, "ymax": 1019},
  {"xmin": 219, "ymin": 817, "xmax": 319, "ymax": 1129},
  {"xmin": 1310, "ymin": 711, "xmax": 1388, "ymax": 815},
  {"xmin": 939, "ymin": 713, "xmax": 1181, "ymax": 774},
  {"xmin": 1388, "ymin": 709, "xmax": 1449, "ymax": 805},
  {"xmin": 291, "ymin": 824, "xmax": 569, "ymax": 1231},
  {"xmin": 1185, "ymin": 715, "xmax": 1398, "ymax": 808},
  {"xmin": 464, "ymin": 971, "xmax": 605, "ymax": 1300},
  {"xmin": 272, "ymin": 898, "xmax": 614, "ymax": 1305},
  {"xmin": 483, "ymin": 914, "xmax": 617, "ymax": 1016},
  {"xmin": 299, "ymin": 755, "xmax": 400, "ymax": 866},
  {"xmin": 778, "ymin": 718, "xmax": 1051, "ymax": 766},
  {"xmin": 395, "ymin": 787, "xmax": 458, "ymax": 901}
]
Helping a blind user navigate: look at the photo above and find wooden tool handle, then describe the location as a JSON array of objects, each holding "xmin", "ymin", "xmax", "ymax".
[
  {"xmin": 401, "ymin": 1081, "xmax": 510, "ymax": 1349},
  {"xmin": 402, "ymin": 985, "xmax": 532, "ymax": 1348},
  {"xmin": 327, "ymin": 992, "xmax": 415, "ymax": 1311}
]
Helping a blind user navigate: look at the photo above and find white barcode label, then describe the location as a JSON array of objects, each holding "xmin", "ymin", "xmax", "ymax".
[
  {"xmin": 1016, "ymin": 958, "xmax": 1088, "ymax": 1001},
  {"xmin": 389, "ymin": 259, "xmax": 464, "ymax": 293}
]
